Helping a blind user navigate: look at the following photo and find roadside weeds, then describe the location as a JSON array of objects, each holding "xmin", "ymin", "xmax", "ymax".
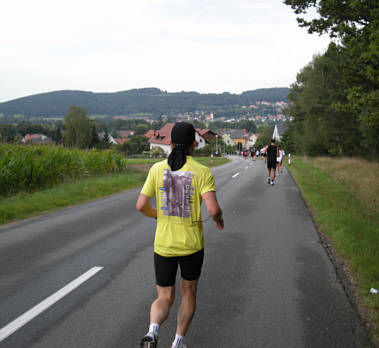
[{"xmin": 287, "ymin": 157, "xmax": 379, "ymax": 346}]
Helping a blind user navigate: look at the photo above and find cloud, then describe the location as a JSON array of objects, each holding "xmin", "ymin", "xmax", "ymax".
[{"xmin": 0, "ymin": 0, "xmax": 329, "ymax": 101}]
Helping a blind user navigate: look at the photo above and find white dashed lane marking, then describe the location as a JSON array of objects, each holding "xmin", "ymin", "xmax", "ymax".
[{"xmin": 0, "ymin": 266, "xmax": 104, "ymax": 342}]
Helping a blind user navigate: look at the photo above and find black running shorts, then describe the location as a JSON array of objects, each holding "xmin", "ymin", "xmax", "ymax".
[
  {"xmin": 267, "ymin": 159, "xmax": 277, "ymax": 169},
  {"xmin": 154, "ymin": 249, "xmax": 204, "ymax": 287}
]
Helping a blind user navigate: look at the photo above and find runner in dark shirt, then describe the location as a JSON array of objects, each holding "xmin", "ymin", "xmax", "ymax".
[{"xmin": 266, "ymin": 139, "xmax": 278, "ymax": 185}]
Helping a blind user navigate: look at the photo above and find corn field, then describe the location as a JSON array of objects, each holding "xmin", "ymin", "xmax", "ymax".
[{"xmin": 0, "ymin": 144, "xmax": 128, "ymax": 197}]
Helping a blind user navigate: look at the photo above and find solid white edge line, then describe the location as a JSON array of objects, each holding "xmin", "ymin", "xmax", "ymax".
[
  {"xmin": 232, "ymin": 172, "xmax": 240, "ymax": 178},
  {"xmin": 0, "ymin": 266, "xmax": 104, "ymax": 342}
]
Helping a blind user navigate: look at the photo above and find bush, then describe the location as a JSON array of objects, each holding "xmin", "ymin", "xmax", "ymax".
[{"xmin": 150, "ymin": 146, "xmax": 166, "ymax": 158}]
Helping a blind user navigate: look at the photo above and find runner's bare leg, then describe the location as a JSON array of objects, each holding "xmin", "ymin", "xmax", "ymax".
[
  {"xmin": 150, "ymin": 285, "xmax": 176, "ymax": 324},
  {"xmin": 176, "ymin": 279, "xmax": 198, "ymax": 336}
]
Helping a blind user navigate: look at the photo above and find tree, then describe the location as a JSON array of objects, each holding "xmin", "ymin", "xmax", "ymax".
[
  {"xmin": 287, "ymin": 45, "xmax": 361, "ymax": 156},
  {"xmin": 90, "ymin": 124, "xmax": 100, "ymax": 148},
  {"xmin": 0, "ymin": 124, "xmax": 17, "ymax": 142},
  {"xmin": 236, "ymin": 119, "xmax": 257, "ymax": 133},
  {"xmin": 54, "ymin": 127, "xmax": 62, "ymax": 145},
  {"xmin": 254, "ymin": 125, "xmax": 274, "ymax": 150},
  {"xmin": 118, "ymin": 135, "xmax": 149, "ymax": 155},
  {"xmin": 0, "ymin": 88, "xmax": 289, "ymax": 118},
  {"xmin": 284, "ymin": 0, "xmax": 379, "ymax": 157},
  {"xmin": 280, "ymin": 124, "xmax": 296, "ymax": 155},
  {"xmin": 135, "ymin": 124, "xmax": 149, "ymax": 135},
  {"xmin": 101, "ymin": 129, "xmax": 111, "ymax": 149},
  {"xmin": 64, "ymin": 105, "xmax": 92, "ymax": 149},
  {"xmin": 189, "ymin": 120, "xmax": 207, "ymax": 129},
  {"xmin": 16, "ymin": 121, "xmax": 53, "ymax": 138},
  {"xmin": 150, "ymin": 146, "xmax": 165, "ymax": 158},
  {"xmin": 283, "ymin": 0, "xmax": 376, "ymax": 38},
  {"xmin": 152, "ymin": 120, "xmax": 164, "ymax": 131}
]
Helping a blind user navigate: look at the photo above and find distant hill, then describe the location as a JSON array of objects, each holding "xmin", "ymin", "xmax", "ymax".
[{"xmin": 0, "ymin": 87, "xmax": 289, "ymax": 117}]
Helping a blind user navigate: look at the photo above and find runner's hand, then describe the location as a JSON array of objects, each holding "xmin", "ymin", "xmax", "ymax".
[{"xmin": 216, "ymin": 217, "xmax": 224, "ymax": 230}]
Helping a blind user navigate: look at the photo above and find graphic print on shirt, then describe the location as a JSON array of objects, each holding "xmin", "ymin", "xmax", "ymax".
[{"xmin": 161, "ymin": 169, "xmax": 194, "ymax": 218}]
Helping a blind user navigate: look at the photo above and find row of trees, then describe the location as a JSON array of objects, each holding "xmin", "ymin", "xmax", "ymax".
[
  {"xmin": 63, "ymin": 106, "xmax": 150, "ymax": 153},
  {"xmin": 283, "ymin": 0, "xmax": 378, "ymax": 159},
  {"xmin": 0, "ymin": 88, "xmax": 289, "ymax": 118},
  {"xmin": 0, "ymin": 107, "xmax": 154, "ymax": 150}
]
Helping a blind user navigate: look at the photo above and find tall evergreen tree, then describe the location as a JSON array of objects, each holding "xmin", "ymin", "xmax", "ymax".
[
  {"xmin": 90, "ymin": 124, "xmax": 100, "ymax": 148},
  {"xmin": 102, "ymin": 129, "xmax": 111, "ymax": 149}
]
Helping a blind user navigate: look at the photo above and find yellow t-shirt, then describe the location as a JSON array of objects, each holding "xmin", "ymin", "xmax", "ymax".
[{"xmin": 141, "ymin": 156, "xmax": 216, "ymax": 257}]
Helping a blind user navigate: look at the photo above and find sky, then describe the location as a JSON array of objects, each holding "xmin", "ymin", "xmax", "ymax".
[{"xmin": 0, "ymin": 0, "xmax": 330, "ymax": 103}]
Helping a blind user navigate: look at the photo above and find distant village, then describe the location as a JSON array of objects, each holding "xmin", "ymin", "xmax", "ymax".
[
  {"xmin": 113, "ymin": 101, "xmax": 290, "ymax": 124},
  {"xmin": 17, "ymin": 121, "xmax": 288, "ymax": 156},
  {"xmin": 1, "ymin": 100, "xmax": 290, "ymax": 153},
  {"xmin": 142, "ymin": 121, "xmax": 288, "ymax": 155}
]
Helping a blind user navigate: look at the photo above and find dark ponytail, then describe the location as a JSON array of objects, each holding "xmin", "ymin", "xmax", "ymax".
[{"xmin": 168, "ymin": 123, "xmax": 195, "ymax": 171}]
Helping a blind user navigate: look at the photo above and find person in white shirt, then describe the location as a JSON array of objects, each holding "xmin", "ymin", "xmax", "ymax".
[{"xmin": 276, "ymin": 145, "xmax": 285, "ymax": 175}]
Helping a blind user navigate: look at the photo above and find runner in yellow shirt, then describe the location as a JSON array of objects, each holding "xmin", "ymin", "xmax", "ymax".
[{"xmin": 136, "ymin": 122, "xmax": 224, "ymax": 348}]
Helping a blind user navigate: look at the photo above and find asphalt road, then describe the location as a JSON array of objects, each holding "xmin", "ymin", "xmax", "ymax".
[{"xmin": 0, "ymin": 156, "xmax": 372, "ymax": 348}]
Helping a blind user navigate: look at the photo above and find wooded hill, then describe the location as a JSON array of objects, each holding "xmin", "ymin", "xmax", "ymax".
[{"xmin": 0, "ymin": 87, "xmax": 289, "ymax": 118}]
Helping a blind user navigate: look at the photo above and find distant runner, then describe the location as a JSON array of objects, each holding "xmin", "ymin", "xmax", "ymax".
[
  {"xmin": 277, "ymin": 145, "xmax": 285, "ymax": 175},
  {"xmin": 266, "ymin": 139, "xmax": 278, "ymax": 185},
  {"xmin": 260, "ymin": 146, "xmax": 267, "ymax": 163},
  {"xmin": 136, "ymin": 122, "xmax": 224, "ymax": 348}
]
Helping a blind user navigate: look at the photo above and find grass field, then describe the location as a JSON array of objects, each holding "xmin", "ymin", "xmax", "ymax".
[
  {"xmin": 303, "ymin": 157, "xmax": 379, "ymax": 213},
  {"xmin": 0, "ymin": 156, "xmax": 229, "ymax": 225},
  {"xmin": 288, "ymin": 157, "xmax": 379, "ymax": 343}
]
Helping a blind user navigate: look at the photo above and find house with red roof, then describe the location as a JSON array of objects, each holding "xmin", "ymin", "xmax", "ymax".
[
  {"xmin": 114, "ymin": 130, "xmax": 135, "ymax": 145},
  {"xmin": 117, "ymin": 130, "xmax": 134, "ymax": 138},
  {"xmin": 196, "ymin": 129, "xmax": 218, "ymax": 144},
  {"xmin": 22, "ymin": 133, "xmax": 52, "ymax": 144},
  {"xmin": 144, "ymin": 129, "xmax": 155, "ymax": 139},
  {"xmin": 145, "ymin": 123, "xmax": 208, "ymax": 156},
  {"xmin": 115, "ymin": 138, "xmax": 128, "ymax": 145}
]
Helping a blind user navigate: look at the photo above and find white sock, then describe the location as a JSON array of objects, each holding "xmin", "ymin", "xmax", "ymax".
[
  {"xmin": 172, "ymin": 333, "xmax": 184, "ymax": 348},
  {"xmin": 148, "ymin": 323, "xmax": 159, "ymax": 338}
]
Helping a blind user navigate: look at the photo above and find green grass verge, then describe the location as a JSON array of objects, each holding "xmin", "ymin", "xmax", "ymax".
[
  {"xmin": 0, "ymin": 157, "xmax": 230, "ymax": 225},
  {"xmin": 288, "ymin": 158, "xmax": 379, "ymax": 342},
  {"xmin": 0, "ymin": 169, "xmax": 147, "ymax": 225},
  {"xmin": 126, "ymin": 156, "xmax": 229, "ymax": 167},
  {"xmin": 194, "ymin": 156, "xmax": 230, "ymax": 167}
]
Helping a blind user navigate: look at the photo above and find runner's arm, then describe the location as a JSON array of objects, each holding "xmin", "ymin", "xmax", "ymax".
[
  {"xmin": 136, "ymin": 194, "xmax": 157, "ymax": 219},
  {"xmin": 202, "ymin": 191, "xmax": 224, "ymax": 230}
]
